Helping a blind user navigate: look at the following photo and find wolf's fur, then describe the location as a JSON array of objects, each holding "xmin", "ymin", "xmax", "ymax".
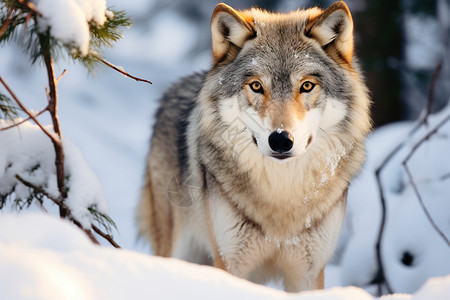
[{"xmin": 138, "ymin": 1, "xmax": 371, "ymax": 292}]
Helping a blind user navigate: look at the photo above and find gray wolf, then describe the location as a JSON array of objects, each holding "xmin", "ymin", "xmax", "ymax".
[{"xmin": 137, "ymin": 1, "xmax": 371, "ymax": 292}]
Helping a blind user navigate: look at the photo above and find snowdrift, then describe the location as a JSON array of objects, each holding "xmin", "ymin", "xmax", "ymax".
[{"xmin": 1, "ymin": 213, "xmax": 449, "ymax": 300}]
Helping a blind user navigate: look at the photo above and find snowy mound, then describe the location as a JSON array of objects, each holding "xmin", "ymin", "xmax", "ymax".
[
  {"xmin": 0, "ymin": 119, "xmax": 107, "ymax": 229},
  {"xmin": 339, "ymin": 105, "xmax": 450, "ymax": 294},
  {"xmin": 1, "ymin": 213, "xmax": 450, "ymax": 300}
]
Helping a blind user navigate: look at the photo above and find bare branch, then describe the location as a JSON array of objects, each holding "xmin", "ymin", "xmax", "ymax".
[
  {"xmin": 403, "ymin": 114, "xmax": 450, "ymax": 164},
  {"xmin": 374, "ymin": 168, "xmax": 394, "ymax": 295},
  {"xmin": 403, "ymin": 163, "xmax": 450, "ymax": 247},
  {"xmin": 56, "ymin": 69, "xmax": 67, "ymax": 85},
  {"xmin": 425, "ymin": 61, "xmax": 443, "ymax": 125},
  {"xmin": 92, "ymin": 225, "xmax": 121, "ymax": 248},
  {"xmin": 91, "ymin": 53, "xmax": 152, "ymax": 85},
  {"xmin": 373, "ymin": 55, "xmax": 448, "ymax": 295},
  {"xmin": 402, "ymin": 113, "xmax": 450, "ymax": 247},
  {"xmin": 0, "ymin": 76, "xmax": 57, "ymax": 142},
  {"xmin": 372, "ymin": 120, "xmax": 426, "ymax": 295},
  {"xmin": 0, "ymin": 107, "xmax": 47, "ymax": 132}
]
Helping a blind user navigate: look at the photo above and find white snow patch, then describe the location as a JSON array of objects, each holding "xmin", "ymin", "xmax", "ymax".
[{"xmin": 305, "ymin": 215, "xmax": 312, "ymax": 229}]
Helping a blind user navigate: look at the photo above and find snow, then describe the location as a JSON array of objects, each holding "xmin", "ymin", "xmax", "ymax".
[
  {"xmin": 1, "ymin": 212, "xmax": 450, "ymax": 300},
  {"xmin": 338, "ymin": 106, "xmax": 450, "ymax": 294},
  {"xmin": 34, "ymin": 0, "xmax": 108, "ymax": 56},
  {"xmin": 0, "ymin": 119, "xmax": 107, "ymax": 229}
]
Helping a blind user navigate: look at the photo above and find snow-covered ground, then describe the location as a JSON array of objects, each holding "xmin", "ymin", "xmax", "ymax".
[
  {"xmin": 1, "ymin": 213, "xmax": 450, "ymax": 300},
  {"xmin": 1, "ymin": 0, "xmax": 449, "ymax": 298}
]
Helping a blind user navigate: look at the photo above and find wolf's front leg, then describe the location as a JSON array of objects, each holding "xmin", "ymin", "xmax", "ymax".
[
  {"xmin": 208, "ymin": 196, "xmax": 267, "ymax": 280},
  {"xmin": 282, "ymin": 265, "xmax": 325, "ymax": 292}
]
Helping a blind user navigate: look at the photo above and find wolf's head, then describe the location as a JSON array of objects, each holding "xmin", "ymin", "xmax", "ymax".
[{"xmin": 199, "ymin": 1, "xmax": 370, "ymax": 162}]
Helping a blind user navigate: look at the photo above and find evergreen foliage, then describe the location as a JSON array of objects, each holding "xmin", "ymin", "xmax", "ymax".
[
  {"xmin": 0, "ymin": 0, "xmax": 133, "ymax": 246},
  {"xmin": 0, "ymin": 0, "xmax": 133, "ymax": 69},
  {"xmin": 0, "ymin": 93, "xmax": 18, "ymax": 120}
]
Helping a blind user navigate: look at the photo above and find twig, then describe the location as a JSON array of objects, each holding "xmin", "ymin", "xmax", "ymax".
[
  {"xmin": 0, "ymin": 76, "xmax": 57, "ymax": 142},
  {"xmin": 72, "ymin": 218, "xmax": 100, "ymax": 245},
  {"xmin": 23, "ymin": 11, "xmax": 32, "ymax": 35},
  {"xmin": 373, "ymin": 59, "xmax": 446, "ymax": 295},
  {"xmin": 92, "ymin": 225, "xmax": 121, "ymax": 248},
  {"xmin": 0, "ymin": 8, "xmax": 13, "ymax": 40},
  {"xmin": 16, "ymin": 174, "xmax": 121, "ymax": 247},
  {"xmin": 374, "ymin": 168, "xmax": 394, "ymax": 295},
  {"xmin": 92, "ymin": 53, "xmax": 152, "ymax": 85},
  {"xmin": 425, "ymin": 61, "xmax": 443, "ymax": 125},
  {"xmin": 0, "ymin": 107, "xmax": 47, "ymax": 131},
  {"xmin": 56, "ymin": 69, "xmax": 67, "ymax": 84},
  {"xmin": 15, "ymin": 174, "xmax": 100, "ymax": 245},
  {"xmin": 16, "ymin": 175, "xmax": 62, "ymax": 205},
  {"xmin": 373, "ymin": 120, "xmax": 424, "ymax": 296},
  {"xmin": 17, "ymin": 0, "xmax": 43, "ymax": 17},
  {"xmin": 402, "ymin": 113, "xmax": 450, "ymax": 247}
]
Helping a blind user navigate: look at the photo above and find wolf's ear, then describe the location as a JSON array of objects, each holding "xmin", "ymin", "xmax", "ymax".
[
  {"xmin": 306, "ymin": 1, "xmax": 354, "ymax": 63},
  {"xmin": 211, "ymin": 3, "xmax": 256, "ymax": 65}
]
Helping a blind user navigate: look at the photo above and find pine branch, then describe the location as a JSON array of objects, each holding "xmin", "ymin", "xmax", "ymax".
[
  {"xmin": 16, "ymin": 0, "xmax": 43, "ymax": 17},
  {"xmin": 89, "ymin": 9, "xmax": 132, "ymax": 49},
  {"xmin": 0, "ymin": 1, "xmax": 39, "ymax": 46},
  {"xmin": 15, "ymin": 175, "xmax": 122, "ymax": 248},
  {"xmin": 15, "ymin": 174, "xmax": 101, "ymax": 245},
  {"xmin": 0, "ymin": 93, "xmax": 19, "ymax": 120},
  {"xmin": 0, "ymin": 7, "xmax": 13, "ymax": 40},
  {"xmin": 88, "ymin": 205, "xmax": 117, "ymax": 233},
  {"xmin": 1, "ymin": 0, "xmax": 130, "ymax": 249}
]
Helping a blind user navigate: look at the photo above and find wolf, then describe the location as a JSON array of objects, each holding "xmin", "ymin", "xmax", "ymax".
[{"xmin": 137, "ymin": 1, "xmax": 371, "ymax": 292}]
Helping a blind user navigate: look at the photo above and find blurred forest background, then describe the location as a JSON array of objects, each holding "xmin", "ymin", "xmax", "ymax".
[{"xmin": 134, "ymin": 0, "xmax": 449, "ymax": 127}]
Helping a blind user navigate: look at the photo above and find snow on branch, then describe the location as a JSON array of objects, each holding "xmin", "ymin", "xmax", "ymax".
[
  {"xmin": 0, "ymin": 0, "xmax": 151, "ymax": 248},
  {"xmin": 0, "ymin": 114, "xmax": 118, "ymax": 246}
]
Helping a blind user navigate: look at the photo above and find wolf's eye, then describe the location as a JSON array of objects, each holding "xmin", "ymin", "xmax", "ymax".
[
  {"xmin": 250, "ymin": 81, "xmax": 264, "ymax": 94},
  {"xmin": 300, "ymin": 81, "xmax": 316, "ymax": 93}
]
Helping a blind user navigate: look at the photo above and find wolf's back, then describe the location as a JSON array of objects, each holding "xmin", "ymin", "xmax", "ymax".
[{"xmin": 137, "ymin": 72, "xmax": 205, "ymax": 255}]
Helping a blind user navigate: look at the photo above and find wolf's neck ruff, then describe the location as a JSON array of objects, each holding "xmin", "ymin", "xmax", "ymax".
[{"xmin": 138, "ymin": 1, "xmax": 371, "ymax": 293}]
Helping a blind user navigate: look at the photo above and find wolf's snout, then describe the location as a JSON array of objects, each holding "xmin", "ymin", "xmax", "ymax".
[{"xmin": 268, "ymin": 131, "xmax": 294, "ymax": 153}]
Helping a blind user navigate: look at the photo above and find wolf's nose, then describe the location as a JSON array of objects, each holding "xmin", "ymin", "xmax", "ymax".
[{"xmin": 268, "ymin": 131, "xmax": 294, "ymax": 153}]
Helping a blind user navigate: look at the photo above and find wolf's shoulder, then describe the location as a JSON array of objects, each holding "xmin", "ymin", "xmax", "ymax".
[{"xmin": 159, "ymin": 71, "xmax": 207, "ymax": 108}]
